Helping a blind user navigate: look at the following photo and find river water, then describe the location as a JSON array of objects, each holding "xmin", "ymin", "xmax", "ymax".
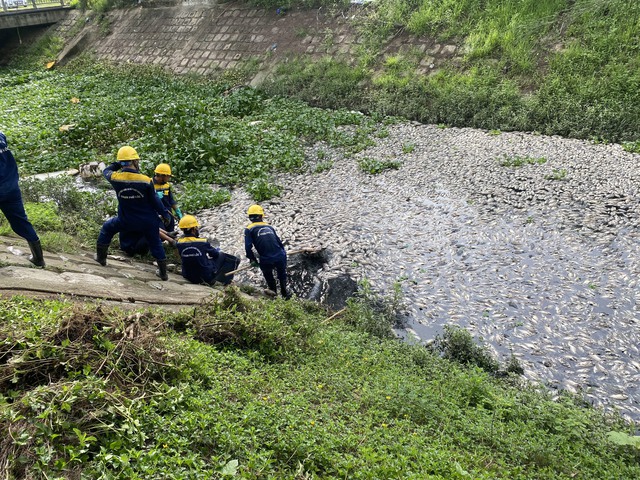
[{"xmin": 198, "ymin": 123, "xmax": 640, "ymax": 422}]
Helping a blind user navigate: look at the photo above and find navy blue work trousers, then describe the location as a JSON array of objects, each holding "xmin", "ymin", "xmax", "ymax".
[
  {"xmin": 0, "ymin": 189, "xmax": 39, "ymax": 242},
  {"xmin": 98, "ymin": 217, "xmax": 165, "ymax": 261},
  {"xmin": 259, "ymin": 258, "xmax": 287, "ymax": 291}
]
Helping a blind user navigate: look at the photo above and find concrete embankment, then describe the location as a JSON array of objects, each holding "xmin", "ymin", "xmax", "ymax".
[
  {"xmin": 0, "ymin": 235, "xmax": 219, "ymax": 309},
  {"xmin": 40, "ymin": 2, "xmax": 460, "ymax": 80}
]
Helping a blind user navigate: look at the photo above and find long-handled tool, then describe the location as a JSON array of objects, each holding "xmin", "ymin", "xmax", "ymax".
[{"xmin": 225, "ymin": 246, "xmax": 323, "ymax": 276}]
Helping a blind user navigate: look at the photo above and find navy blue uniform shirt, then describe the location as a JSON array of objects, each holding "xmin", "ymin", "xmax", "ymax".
[
  {"xmin": 0, "ymin": 132, "xmax": 20, "ymax": 195},
  {"xmin": 177, "ymin": 236, "xmax": 220, "ymax": 284},
  {"xmin": 244, "ymin": 221, "xmax": 286, "ymax": 264},
  {"xmin": 103, "ymin": 163, "xmax": 169, "ymax": 228}
]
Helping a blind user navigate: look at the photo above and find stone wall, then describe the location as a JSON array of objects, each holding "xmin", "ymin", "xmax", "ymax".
[{"xmin": 53, "ymin": 2, "xmax": 460, "ymax": 80}]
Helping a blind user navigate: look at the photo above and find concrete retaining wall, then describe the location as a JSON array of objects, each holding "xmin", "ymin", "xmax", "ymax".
[{"xmin": 53, "ymin": 3, "xmax": 460, "ymax": 79}]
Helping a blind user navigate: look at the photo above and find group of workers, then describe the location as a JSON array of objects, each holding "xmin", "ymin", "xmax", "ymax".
[{"xmin": 0, "ymin": 134, "xmax": 290, "ymax": 298}]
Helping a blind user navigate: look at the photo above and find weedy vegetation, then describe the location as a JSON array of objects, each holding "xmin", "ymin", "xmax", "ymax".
[
  {"xmin": 260, "ymin": 0, "xmax": 640, "ymax": 145},
  {"xmin": 546, "ymin": 168, "xmax": 568, "ymax": 181},
  {"xmin": 0, "ymin": 51, "xmax": 381, "ymax": 211},
  {"xmin": 358, "ymin": 156, "xmax": 402, "ymax": 174},
  {"xmin": 500, "ymin": 155, "xmax": 547, "ymax": 167},
  {"xmin": 1, "ymin": 292, "xmax": 639, "ymax": 478},
  {"xmin": 1, "ymin": 2, "xmax": 640, "ymax": 476}
]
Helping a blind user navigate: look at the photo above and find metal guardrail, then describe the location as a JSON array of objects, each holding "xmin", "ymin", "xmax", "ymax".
[{"xmin": 1, "ymin": 0, "xmax": 70, "ymax": 13}]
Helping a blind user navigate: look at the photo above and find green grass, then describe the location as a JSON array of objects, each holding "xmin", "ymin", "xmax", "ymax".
[
  {"xmin": 358, "ymin": 156, "xmax": 402, "ymax": 174},
  {"xmin": 260, "ymin": 0, "xmax": 640, "ymax": 144},
  {"xmin": 1, "ymin": 292, "xmax": 638, "ymax": 478},
  {"xmin": 499, "ymin": 155, "xmax": 547, "ymax": 167},
  {"xmin": 0, "ymin": 56, "xmax": 373, "ymax": 196}
]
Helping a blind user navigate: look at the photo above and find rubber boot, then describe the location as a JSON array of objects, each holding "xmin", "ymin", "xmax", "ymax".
[
  {"xmin": 280, "ymin": 283, "xmax": 291, "ymax": 300},
  {"xmin": 94, "ymin": 243, "xmax": 109, "ymax": 266},
  {"xmin": 156, "ymin": 259, "xmax": 169, "ymax": 281},
  {"xmin": 264, "ymin": 278, "xmax": 277, "ymax": 297},
  {"xmin": 28, "ymin": 240, "xmax": 46, "ymax": 268}
]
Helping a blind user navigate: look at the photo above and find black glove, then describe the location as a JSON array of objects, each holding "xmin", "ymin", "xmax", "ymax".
[
  {"xmin": 110, "ymin": 161, "xmax": 122, "ymax": 171},
  {"xmin": 250, "ymin": 261, "xmax": 259, "ymax": 268}
]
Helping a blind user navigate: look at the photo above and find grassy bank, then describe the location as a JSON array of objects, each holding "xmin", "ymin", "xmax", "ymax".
[
  {"xmin": 1, "ymin": 292, "xmax": 639, "ymax": 478},
  {"xmin": 260, "ymin": 0, "xmax": 640, "ymax": 144}
]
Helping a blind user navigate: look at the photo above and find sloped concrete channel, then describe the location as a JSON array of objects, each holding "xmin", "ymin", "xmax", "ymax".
[{"xmin": 199, "ymin": 123, "xmax": 640, "ymax": 422}]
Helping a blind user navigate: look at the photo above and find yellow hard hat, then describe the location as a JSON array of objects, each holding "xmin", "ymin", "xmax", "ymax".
[
  {"xmin": 178, "ymin": 215, "xmax": 200, "ymax": 229},
  {"xmin": 247, "ymin": 205, "xmax": 265, "ymax": 216},
  {"xmin": 117, "ymin": 146, "xmax": 140, "ymax": 161},
  {"xmin": 154, "ymin": 163, "xmax": 172, "ymax": 175}
]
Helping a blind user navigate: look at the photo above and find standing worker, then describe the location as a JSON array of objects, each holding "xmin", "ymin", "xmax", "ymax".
[
  {"xmin": 176, "ymin": 214, "xmax": 240, "ymax": 285},
  {"xmin": 244, "ymin": 205, "xmax": 290, "ymax": 298},
  {"xmin": 95, "ymin": 146, "xmax": 173, "ymax": 281},
  {"xmin": 153, "ymin": 163, "xmax": 182, "ymax": 232},
  {"xmin": 0, "ymin": 132, "xmax": 45, "ymax": 267}
]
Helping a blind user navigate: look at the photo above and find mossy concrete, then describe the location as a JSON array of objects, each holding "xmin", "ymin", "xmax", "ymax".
[
  {"xmin": 50, "ymin": 2, "xmax": 458, "ymax": 78},
  {"xmin": 0, "ymin": 235, "xmax": 222, "ymax": 309}
]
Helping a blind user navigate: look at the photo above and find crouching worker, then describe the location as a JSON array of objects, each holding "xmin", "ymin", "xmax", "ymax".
[
  {"xmin": 95, "ymin": 146, "xmax": 173, "ymax": 281},
  {"xmin": 176, "ymin": 215, "xmax": 240, "ymax": 286},
  {"xmin": 244, "ymin": 205, "xmax": 290, "ymax": 299},
  {"xmin": 0, "ymin": 132, "xmax": 45, "ymax": 267},
  {"xmin": 119, "ymin": 228, "xmax": 176, "ymax": 257}
]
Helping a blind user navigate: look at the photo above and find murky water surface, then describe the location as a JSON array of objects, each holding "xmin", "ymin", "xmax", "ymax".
[{"xmin": 200, "ymin": 124, "xmax": 640, "ymax": 422}]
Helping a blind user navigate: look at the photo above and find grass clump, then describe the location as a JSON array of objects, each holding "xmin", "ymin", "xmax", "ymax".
[
  {"xmin": 500, "ymin": 155, "xmax": 547, "ymax": 167},
  {"xmin": 429, "ymin": 325, "xmax": 499, "ymax": 374},
  {"xmin": 358, "ymin": 156, "xmax": 402, "ymax": 174},
  {"xmin": 313, "ymin": 159, "xmax": 334, "ymax": 173}
]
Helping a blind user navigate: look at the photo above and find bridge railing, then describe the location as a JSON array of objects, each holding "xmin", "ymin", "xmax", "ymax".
[{"xmin": 1, "ymin": 0, "xmax": 71, "ymax": 13}]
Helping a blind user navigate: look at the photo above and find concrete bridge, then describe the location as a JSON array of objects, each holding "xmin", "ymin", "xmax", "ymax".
[{"xmin": 0, "ymin": 0, "xmax": 70, "ymax": 30}]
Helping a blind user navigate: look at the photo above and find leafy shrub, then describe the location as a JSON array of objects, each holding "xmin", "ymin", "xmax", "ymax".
[
  {"xmin": 179, "ymin": 182, "xmax": 231, "ymax": 214},
  {"xmin": 220, "ymin": 86, "xmax": 265, "ymax": 117},
  {"xmin": 188, "ymin": 288, "xmax": 321, "ymax": 361},
  {"xmin": 246, "ymin": 177, "xmax": 282, "ymax": 201},
  {"xmin": 429, "ymin": 325, "xmax": 499, "ymax": 373}
]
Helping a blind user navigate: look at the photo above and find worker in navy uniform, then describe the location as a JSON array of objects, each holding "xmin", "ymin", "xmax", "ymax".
[
  {"xmin": 95, "ymin": 146, "xmax": 172, "ymax": 281},
  {"xmin": 118, "ymin": 228, "xmax": 176, "ymax": 257},
  {"xmin": 0, "ymin": 132, "xmax": 45, "ymax": 267},
  {"xmin": 117, "ymin": 162, "xmax": 181, "ymax": 256},
  {"xmin": 176, "ymin": 215, "xmax": 239, "ymax": 285},
  {"xmin": 244, "ymin": 204, "xmax": 290, "ymax": 298},
  {"xmin": 152, "ymin": 163, "xmax": 183, "ymax": 232}
]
